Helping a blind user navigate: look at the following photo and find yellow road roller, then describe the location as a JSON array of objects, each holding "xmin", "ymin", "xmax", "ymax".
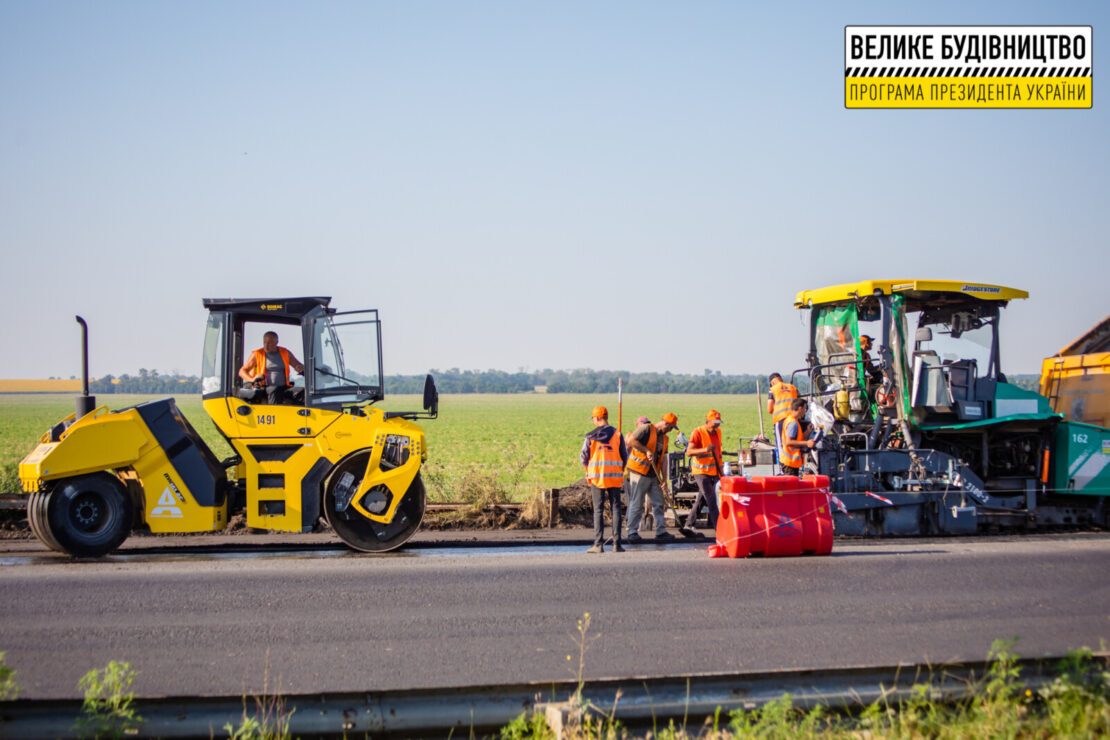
[{"xmin": 19, "ymin": 298, "xmax": 438, "ymax": 556}]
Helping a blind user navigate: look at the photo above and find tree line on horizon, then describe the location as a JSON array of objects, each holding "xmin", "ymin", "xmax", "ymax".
[
  {"xmin": 391, "ymin": 368, "xmax": 780, "ymax": 394},
  {"xmin": 85, "ymin": 368, "xmax": 1042, "ymax": 395},
  {"xmin": 89, "ymin": 369, "xmax": 201, "ymax": 394},
  {"xmin": 389, "ymin": 369, "xmax": 1041, "ymax": 394},
  {"xmin": 86, "ymin": 368, "xmax": 782, "ymax": 395}
]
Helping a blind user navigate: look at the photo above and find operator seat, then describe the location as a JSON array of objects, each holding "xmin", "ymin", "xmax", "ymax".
[
  {"xmin": 944, "ymin": 359, "xmax": 978, "ymax": 402},
  {"xmin": 236, "ymin": 385, "xmax": 266, "ymax": 403},
  {"xmin": 911, "ymin": 327, "xmax": 954, "ymax": 410},
  {"xmin": 912, "ymin": 354, "xmax": 953, "ymax": 409}
]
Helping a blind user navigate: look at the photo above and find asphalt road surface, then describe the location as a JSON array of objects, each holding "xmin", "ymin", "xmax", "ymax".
[{"xmin": 1, "ymin": 533, "xmax": 1108, "ymax": 699}]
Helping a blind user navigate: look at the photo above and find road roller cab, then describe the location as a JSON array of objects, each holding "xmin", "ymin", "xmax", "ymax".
[{"xmin": 19, "ymin": 298, "xmax": 438, "ymax": 557}]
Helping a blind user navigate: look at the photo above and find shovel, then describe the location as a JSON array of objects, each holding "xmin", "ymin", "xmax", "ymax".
[{"xmin": 652, "ymin": 456, "xmax": 695, "ymax": 539}]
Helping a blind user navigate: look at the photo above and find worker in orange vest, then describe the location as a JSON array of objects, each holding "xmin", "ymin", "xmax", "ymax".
[
  {"xmin": 780, "ymin": 398, "xmax": 816, "ymax": 477},
  {"xmin": 580, "ymin": 406, "xmax": 628, "ymax": 553},
  {"xmin": 859, "ymin": 334, "xmax": 884, "ymax": 387},
  {"xmin": 767, "ymin": 373, "xmax": 799, "ymax": 464},
  {"xmin": 238, "ymin": 331, "xmax": 305, "ymax": 405},
  {"xmin": 682, "ymin": 410, "xmax": 724, "ymax": 535},
  {"xmin": 625, "ymin": 412, "xmax": 680, "ymax": 543}
]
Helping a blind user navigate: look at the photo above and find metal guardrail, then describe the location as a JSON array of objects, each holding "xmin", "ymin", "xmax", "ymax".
[{"xmin": 0, "ymin": 654, "xmax": 1093, "ymax": 739}]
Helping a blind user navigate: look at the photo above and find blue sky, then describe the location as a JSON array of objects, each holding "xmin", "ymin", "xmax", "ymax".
[{"xmin": 1, "ymin": 1, "xmax": 1105, "ymax": 380}]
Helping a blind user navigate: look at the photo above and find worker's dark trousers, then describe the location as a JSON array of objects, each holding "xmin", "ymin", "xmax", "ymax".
[
  {"xmin": 266, "ymin": 384, "xmax": 305, "ymax": 405},
  {"xmin": 687, "ymin": 475, "xmax": 720, "ymax": 529},
  {"xmin": 591, "ymin": 485, "xmax": 623, "ymax": 547}
]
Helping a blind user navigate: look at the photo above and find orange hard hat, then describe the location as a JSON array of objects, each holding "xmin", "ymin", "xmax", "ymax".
[
  {"xmin": 662, "ymin": 412, "xmax": 679, "ymax": 427},
  {"xmin": 706, "ymin": 409, "xmax": 722, "ymax": 423},
  {"xmin": 591, "ymin": 405, "xmax": 608, "ymax": 419}
]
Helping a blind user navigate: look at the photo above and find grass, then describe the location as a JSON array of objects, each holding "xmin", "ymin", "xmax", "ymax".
[
  {"xmin": 0, "ymin": 392, "xmax": 769, "ymax": 501},
  {"xmin": 0, "ymin": 654, "xmax": 291, "ymax": 739},
  {"xmin": 0, "ymin": 651, "xmax": 18, "ymax": 701},
  {"xmin": 0, "ymin": 643, "xmax": 1107, "ymax": 738},
  {"xmin": 224, "ymin": 650, "xmax": 293, "ymax": 740},
  {"xmin": 499, "ymin": 639, "xmax": 1110, "ymax": 740},
  {"xmin": 387, "ymin": 393, "xmax": 767, "ymax": 502},
  {"xmin": 0, "ymin": 394, "xmax": 232, "ymax": 494},
  {"xmin": 76, "ymin": 660, "xmax": 141, "ymax": 739}
]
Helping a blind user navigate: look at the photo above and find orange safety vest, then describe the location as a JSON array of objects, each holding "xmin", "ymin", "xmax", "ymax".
[
  {"xmin": 248, "ymin": 347, "xmax": 293, "ymax": 386},
  {"xmin": 780, "ymin": 418, "xmax": 806, "ymax": 469},
  {"xmin": 627, "ymin": 424, "xmax": 658, "ymax": 476},
  {"xmin": 771, "ymin": 381, "xmax": 799, "ymax": 425},
  {"xmin": 586, "ymin": 432, "xmax": 625, "ymax": 489},
  {"xmin": 689, "ymin": 425, "xmax": 722, "ymax": 477}
]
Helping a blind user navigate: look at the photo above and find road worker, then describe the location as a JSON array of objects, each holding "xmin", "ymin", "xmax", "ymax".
[
  {"xmin": 238, "ymin": 331, "xmax": 305, "ymax": 405},
  {"xmin": 780, "ymin": 398, "xmax": 816, "ymax": 477},
  {"xmin": 682, "ymin": 410, "xmax": 724, "ymax": 535},
  {"xmin": 767, "ymin": 373, "xmax": 799, "ymax": 463},
  {"xmin": 625, "ymin": 412, "xmax": 680, "ymax": 543},
  {"xmin": 580, "ymin": 406, "xmax": 628, "ymax": 553},
  {"xmin": 859, "ymin": 334, "xmax": 884, "ymax": 387}
]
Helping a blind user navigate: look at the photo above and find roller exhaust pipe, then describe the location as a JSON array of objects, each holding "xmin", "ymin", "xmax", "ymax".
[{"xmin": 75, "ymin": 316, "xmax": 96, "ymax": 419}]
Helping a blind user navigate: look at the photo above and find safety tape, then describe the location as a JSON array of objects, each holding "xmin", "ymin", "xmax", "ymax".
[{"xmin": 864, "ymin": 490, "xmax": 894, "ymax": 506}]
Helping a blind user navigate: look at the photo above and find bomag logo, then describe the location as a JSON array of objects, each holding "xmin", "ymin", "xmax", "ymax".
[
  {"xmin": 151, "ymin": 488, "xmax": 183, "ymax": 518},
  {"xmin": 261, "ymin": 304, "xmax": 284, "ymax": 311},
  {"xmin": 151, "ymin": 474, "xmax": 186, "ymax": 518},
  {"xmin": 961, "ymin": 285, "xmax": 1002, "ymax": 294}
]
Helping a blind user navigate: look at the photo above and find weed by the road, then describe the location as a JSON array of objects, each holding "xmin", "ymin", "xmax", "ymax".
[
  {"xmin": 503, "ymin": 640, "xmax": 1110, "ymax": 739},
  {"xmin": 224, "ymin": 651, "xmax": 293, "ymax": 740},
  {"xmin": 75, "ymin": 660, "xmax": 141, "ymax": 739},
  {"xmin": 0, "ymin": 651, "xmax": 19, "ymax": 700},
  {"xmin": 501, "ymin": 711, "xmax": 555, "ymax": 740},
  {"xmin": 1038, "ymin": 645, "xmax": 1110, "ymax": 737}
]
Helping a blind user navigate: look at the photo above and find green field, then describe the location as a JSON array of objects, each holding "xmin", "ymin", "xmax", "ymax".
[{"xmin": 0, "ymin": 393, "xmax": 768, "ymax": 500}]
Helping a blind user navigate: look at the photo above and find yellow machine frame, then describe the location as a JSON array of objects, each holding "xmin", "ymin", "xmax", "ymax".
[{"xmin": 19, "ymin": 298, "xmax": 437, "ymax": 556}]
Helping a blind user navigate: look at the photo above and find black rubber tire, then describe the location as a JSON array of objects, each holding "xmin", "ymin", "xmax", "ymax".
[
  {"xmin": 28, "ymin": 489, "xmax": 64, "ymax": 552},
  {"xmin": 325, "ymin": 465, "xmax": 426, "ymax": 553},
  {"xmin": 44, "ymin": 474, "xmax": 134, "ymax": 557}
]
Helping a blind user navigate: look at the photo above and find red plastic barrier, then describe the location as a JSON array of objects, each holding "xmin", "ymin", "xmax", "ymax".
[
  {"xmin": 709, "ymin": 475, "xmax": 835, "ymax": 558},
  {"xmin": 752, "ymin": 476, "xmax": 804, "ymax": 557},
  {"xmin": 719, "ymin": 476, "xmax": 747, "ymax": 494},
  {"xmin": 801, "ymin": 475, "xmax": 834, "ymax": 555},
  {"xmin": 742, "ymin": 477, "xmax": 770, "ymax": 554},
  {"xmin": 716, "ymin": 477, "xmax": 752, "ymax": 558}
]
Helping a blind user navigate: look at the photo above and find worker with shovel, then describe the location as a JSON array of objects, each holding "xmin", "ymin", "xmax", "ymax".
[{"xmin": 625, "ymin": 413, "xmax": 680, "ymax": 543}]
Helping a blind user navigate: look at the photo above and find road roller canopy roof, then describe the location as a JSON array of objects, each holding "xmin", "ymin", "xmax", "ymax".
[
  {"xmin": 202, "ymin": 297, "xmax": 332, "ymax": 324},
  {"xmin": 794, "ymin": 280, "xmax": 1028, "ymax": 311}
]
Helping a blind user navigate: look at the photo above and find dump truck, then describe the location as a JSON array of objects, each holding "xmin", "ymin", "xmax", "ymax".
[
  {"xmin": 726, "ymin": 279, "xmax": 1110, "ymax": 536},
  {"xmin": 19, "ymin": 298, "xmax": 438, "ymax": 556},
  {"xmin": 1040, "ymin": 313, "xmax": 1110, "ymax": 430}
]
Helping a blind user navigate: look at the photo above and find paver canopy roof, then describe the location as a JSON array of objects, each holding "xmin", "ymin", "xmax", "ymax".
[{"xmin": 794, "ymin": 280, "xmax": 1027, "ymax": 310}]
